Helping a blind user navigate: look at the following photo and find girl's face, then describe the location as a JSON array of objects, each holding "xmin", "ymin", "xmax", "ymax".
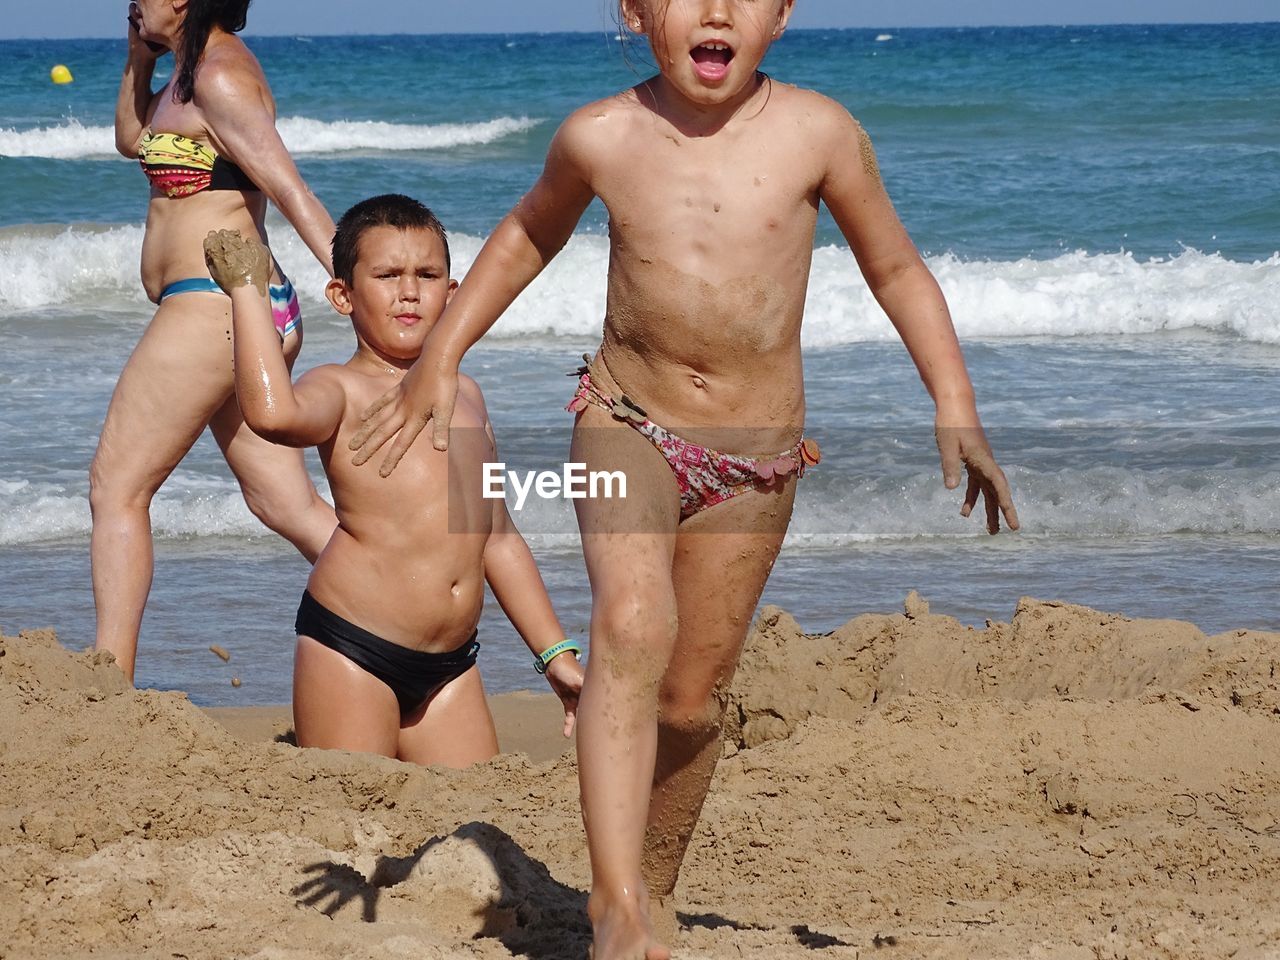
[{"xmin": 623, "ymin": 0, "xmax": 795, "ymax": 107}]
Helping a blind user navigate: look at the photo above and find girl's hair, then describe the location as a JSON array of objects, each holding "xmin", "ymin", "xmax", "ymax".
[
  {"xmin": 614, "ymin": 0, "xmax": 654, "ymax": 74},
  {"xmin": 173, "ymin": 0, "xmax": 252, "ymax": 104}
]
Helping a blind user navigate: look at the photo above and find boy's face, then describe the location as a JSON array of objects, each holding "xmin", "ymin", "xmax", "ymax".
[
  {"xmin": 624, "ymin": 0, "xmax": 795, "ymax": 106},
  {"xmin": 326, "ymin": 226, "xmax": 457, "ymax": 361}
]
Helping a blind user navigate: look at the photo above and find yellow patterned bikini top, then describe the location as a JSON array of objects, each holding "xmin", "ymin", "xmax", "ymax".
[{"xmin": 138, "ymin": 131, "xmax": 258, "ymax": 198}]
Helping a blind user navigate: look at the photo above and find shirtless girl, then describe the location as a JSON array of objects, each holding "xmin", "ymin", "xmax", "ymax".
[
  {"xmin": 203, "ymin": 195, "xmax": 583, "ymax": 765},
  {"xmin": 350, "ymin": 2, "xmax": 1017, "ymax": 955}
]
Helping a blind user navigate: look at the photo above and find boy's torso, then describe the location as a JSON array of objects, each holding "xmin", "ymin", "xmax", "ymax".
[{"xmin": 305, "ymin": 365, "xmax": 494, "ymax": 652}]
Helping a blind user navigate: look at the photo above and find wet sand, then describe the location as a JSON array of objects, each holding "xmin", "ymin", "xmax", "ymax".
[{"xmin": 3, "ymin": 596, "xmax": 1279, "ymax": 959}]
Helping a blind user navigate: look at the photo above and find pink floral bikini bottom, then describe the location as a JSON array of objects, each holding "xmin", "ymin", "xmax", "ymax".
[{"xmin": 565, "ymin": 358, "xmax": 821, "ymax": 521}]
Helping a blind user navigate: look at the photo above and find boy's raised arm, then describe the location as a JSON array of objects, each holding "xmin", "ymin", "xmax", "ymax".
[
  {"xmin": 348, "ymin": 111, "xmax": 599, "ymax": 475},
  {"xmin": 817, "ymin": 102, "xmax": 1018, "ymax": 533},
  {"xmin": 203, "ymin": 230, "xmax": 344, "ymax": 448}
]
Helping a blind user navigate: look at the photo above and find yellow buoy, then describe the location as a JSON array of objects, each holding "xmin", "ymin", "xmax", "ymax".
[{"xmin": 50, "ymin": 64, "xmax": 74, "ymax": 85}]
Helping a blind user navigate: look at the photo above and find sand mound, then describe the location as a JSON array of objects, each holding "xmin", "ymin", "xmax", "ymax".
[
  {"xmin": 0, "ymin": 628, "xmax": 590, "ymax": 960},
  {"xmin": 728, "ymin": 595, "xmax": 1280, "ymax": 748},
  {"xmin": 4, "ymin": 598, "xmax": 1280, "ymax": 959}
]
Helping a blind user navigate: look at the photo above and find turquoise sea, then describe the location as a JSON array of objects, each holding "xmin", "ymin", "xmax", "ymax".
[{"xmin": 1, "ymin": 24, "xmax": 1277, "ymax": 704}]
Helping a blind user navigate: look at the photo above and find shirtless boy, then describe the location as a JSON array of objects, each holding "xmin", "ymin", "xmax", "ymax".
[{"xmin": 202, "ymin": 195, "xmax": 583, "ymax": 766}]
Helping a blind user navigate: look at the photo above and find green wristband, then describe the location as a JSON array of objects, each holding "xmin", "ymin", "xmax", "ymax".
[{"xmin": 534, "ymin": 638, "xmax": 581, "ymax": 674}]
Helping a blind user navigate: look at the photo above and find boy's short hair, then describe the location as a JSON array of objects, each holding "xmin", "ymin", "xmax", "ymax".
[{"xmin": 332, "ymin": 194, "xmax": 451, "ymax": 284}]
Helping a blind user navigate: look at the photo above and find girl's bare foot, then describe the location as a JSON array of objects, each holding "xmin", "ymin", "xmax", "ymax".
[{"xmin": 588, "ymin": 889, "xmax": 672, "ymax": 960}]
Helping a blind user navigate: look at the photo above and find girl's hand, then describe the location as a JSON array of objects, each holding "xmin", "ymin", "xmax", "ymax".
[
  {"xmin": 935, "ymin": 423, "xmax": 1019, "ymax": 534},
  {"xmin": 544, "ymin": 653, "xmax": 584, "ymax": 738},
  {"xmin": 349, "ymin": 357, "xmax": 458, "ymax": 475}
]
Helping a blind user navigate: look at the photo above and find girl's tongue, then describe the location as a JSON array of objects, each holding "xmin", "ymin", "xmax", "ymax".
[{"xmin": 691, "ymin": 44, "xmax": 732, "ymax": 82}]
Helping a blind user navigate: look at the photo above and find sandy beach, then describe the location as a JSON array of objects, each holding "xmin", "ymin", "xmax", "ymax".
[{"xmin": 3, "ymin": 595, "xmax": 1279, "ymax": 959}]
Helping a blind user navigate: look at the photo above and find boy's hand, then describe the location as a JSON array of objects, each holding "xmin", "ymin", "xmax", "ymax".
[
  {"xmin": 543, "ymin": 653, "xmax": 584, "ymax": 738},
  {"xmin": 349, "ymin": 356, "xmax": 458, "ymax": 475},
  {"xmin": 203, "ymin": 229, "xmax": 270, "ymax": 297},
  {"xmin": 936, "ymin": 425, "xmax": 1020, "ymax": 535}
]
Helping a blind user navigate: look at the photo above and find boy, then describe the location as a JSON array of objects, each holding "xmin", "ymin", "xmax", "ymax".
[{"xmin": 202, "ymin": 194, "xmax": 583, "ymax": 767}]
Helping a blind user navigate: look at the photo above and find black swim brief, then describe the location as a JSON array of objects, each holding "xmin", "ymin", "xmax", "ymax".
[{"xmin": 294, "ymin": 591, "xmax": 480, "ymax": 716}]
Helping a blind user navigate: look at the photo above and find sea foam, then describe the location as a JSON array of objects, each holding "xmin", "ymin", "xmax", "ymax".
[
  {"xmin": 5, "ymin": 222, "xmax": 1277, "ymax": 347},
  {"xmin": 0, "ymin": 115, "xmax": 541, "ymax": 160},
  {"xmin": 4, "ymin": 464, "xmax": 1277, "ymax": 547}
]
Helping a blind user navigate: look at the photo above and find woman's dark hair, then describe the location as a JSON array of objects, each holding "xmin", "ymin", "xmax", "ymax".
[
  {"xmin": 333, "ymin": 195, "xmax": 451, "ymax": 285},
  {"xmin": 174, "ymin": 0, "xmax": 252, "ymax": 104}
]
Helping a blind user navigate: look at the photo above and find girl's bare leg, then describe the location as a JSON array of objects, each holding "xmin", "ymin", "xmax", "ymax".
[
  {"xmin": 641, "ymin": 481, "xmax": 797, "ymax": 933},
  {"xmin": 397, "ymin": 666, "xmax": 500, "ymax": 768},
  {"xmin": 572, "ymin": 410, "xmax": 679, "ymax": 960},
  {"xmin": 90, "ymin": 294, "xmax": 241, "ymax": 681},
  {"xmin": 292, "ymin": 635, "xmax": 401, "ymax": 755}
]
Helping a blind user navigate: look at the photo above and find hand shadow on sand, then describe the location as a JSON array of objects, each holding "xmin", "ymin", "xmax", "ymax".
[{"xmin": 291, "ymin": 821, "xmax": 590, "ymax": 959}]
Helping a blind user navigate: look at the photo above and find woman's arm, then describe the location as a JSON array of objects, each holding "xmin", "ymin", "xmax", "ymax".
[
  {"xmin": 347, "ymin": 111, "xmax": 599, "ymax": 473},
  {"xmin": 196, "ymin": 57, "xmax": 336, "ymax": 276},
  {"xmin": 115, "ymin": 24, "xmax": 162, "ymax": 158}
]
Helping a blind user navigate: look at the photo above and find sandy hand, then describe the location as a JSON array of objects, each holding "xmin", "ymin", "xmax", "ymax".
[
  {"xmin": 203, "ymin": 229, "xmax": 271, "ymax": 297},
  {"xmin": 936, "ymin": 425, "xmax": 1020, "ymax": 535}
]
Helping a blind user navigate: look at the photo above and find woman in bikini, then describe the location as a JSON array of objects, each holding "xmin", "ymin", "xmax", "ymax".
[{"xmin": 91, "ymin": 0, "xmax": 337, "ymax": 682}]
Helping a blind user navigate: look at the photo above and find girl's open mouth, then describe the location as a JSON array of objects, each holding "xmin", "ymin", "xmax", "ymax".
[{"xmin": 691, "ymin": 41, "xmax": 734, "ymax": 82}]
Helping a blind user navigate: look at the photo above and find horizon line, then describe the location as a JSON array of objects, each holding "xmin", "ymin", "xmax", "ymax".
[{"xmin": 1, "ymin": 19, "xmax": 1276, "ymax": 42}]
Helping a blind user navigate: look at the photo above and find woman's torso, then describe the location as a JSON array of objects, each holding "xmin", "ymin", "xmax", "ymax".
[{"xmin": 137, "ymin": 42, "xmax": 278, "ymax": 302}]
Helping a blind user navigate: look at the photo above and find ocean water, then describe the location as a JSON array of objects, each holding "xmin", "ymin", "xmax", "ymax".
[{"xmin": 1, "ymin": 24, "xmax": 1277, "ymax": 706}]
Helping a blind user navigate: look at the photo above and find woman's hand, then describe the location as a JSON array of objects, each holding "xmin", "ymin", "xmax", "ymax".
[
  {"xmin": 126, "ymin": 2, "xmax": 166, "ymax": 60},
  {"xmin": 543, "ymin": 653, "xmax": 585, "ymax": 738},
  {"xmin": 935, "ymin": 421, "xmax": 1019, "ymax": 534}
]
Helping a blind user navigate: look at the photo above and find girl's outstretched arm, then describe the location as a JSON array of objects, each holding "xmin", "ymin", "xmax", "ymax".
[
  {"xmin": 817, "ymin": 99, "xmax": 1019, "ymax": 533},
  {"xmin": 349, "ymin": 113, "xmax": 598, "ymax": 475}
]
